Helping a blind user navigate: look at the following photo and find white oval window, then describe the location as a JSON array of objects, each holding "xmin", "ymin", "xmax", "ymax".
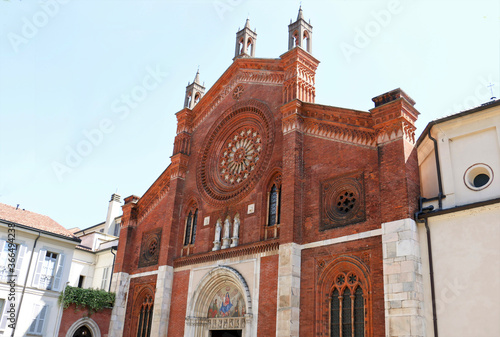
[{"xmin": 464, "ymin": 163, "xmax": 494, "ymax": 191}]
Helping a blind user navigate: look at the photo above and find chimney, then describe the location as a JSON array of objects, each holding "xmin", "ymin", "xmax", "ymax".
[{"xmin": 104, "ymin": 193, "xmax": 122, "ymax": 235}]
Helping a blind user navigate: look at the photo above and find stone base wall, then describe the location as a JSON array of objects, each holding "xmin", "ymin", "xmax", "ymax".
[
  {"xmin": 382, "ymin": 219, "xmax": 425, "ymax": 337},
  {"xmin": 108, "ymin": 272, "xmax": 130, "ymax": 337}
]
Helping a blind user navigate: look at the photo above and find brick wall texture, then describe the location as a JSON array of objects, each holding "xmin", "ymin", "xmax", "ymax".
[{"xmin": 112, "ymin": 34, "xmax": 420, "ymax": 337}]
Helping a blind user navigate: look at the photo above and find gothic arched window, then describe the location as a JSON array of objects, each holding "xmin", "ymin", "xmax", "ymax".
[
  {"xmin": 136, "ymin": 294, "xmax": 154, "ymax": 337},
  {"xmin": 184, "ymin": 208, "xmax": 198, "ymax": 246},
  {"xmin": 268, "ymin": 184, "xmax": 281, "ymax": 227},
  {"xmin": 330, "ymin": 272, "xmax": 365, "ymax": 337}
]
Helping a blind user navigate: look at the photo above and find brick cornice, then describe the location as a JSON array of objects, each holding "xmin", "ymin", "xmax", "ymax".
[
  {"xmin": 173, "ymin": 239, "xmax": 279, "ymax": 268},
  {"xmin": 190, "ymin": 60, "xmax": 284, "ymax": 131},
  {"xmin": 281, "ymin": 100, "xmax": 377, "ymax": 147},
  {"xmin": 135, "ymin": 165, "xmax": 173, "ymax": 223}
]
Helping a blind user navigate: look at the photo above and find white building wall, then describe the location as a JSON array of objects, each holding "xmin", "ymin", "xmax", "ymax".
[
  {"xmin": 92, "ymin": 250, "xmax": 116, "ymax": 290},
  {"xmin": 68, "ymin": 248, "xmax": 95, "ymax": 288},
  {"xmin": 0, "ymin": 227, "xmax": 77, "ymax": 337},
  {"xmin": 418, "ymin": 103, "xmax": 500, "ymax": 337},
  {"xmin": 418, "ymin": 205, "xmax": 500, "ymax": 337}
]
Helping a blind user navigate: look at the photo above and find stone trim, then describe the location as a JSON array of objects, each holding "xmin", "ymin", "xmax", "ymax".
[
  {"xmin": 129, "ymin": 269, "xmax": 159, "ymax": 279},
  {"xmin": 65, "ymin": 317, "xmax": 101, "ymax": 337},
  {"xmin": 185, "ymin": 265, "xmax": 254, "ymax": 337},
  {"xmin": 301, "ymin": 228, "xmax": 382, "ymax": 251}
]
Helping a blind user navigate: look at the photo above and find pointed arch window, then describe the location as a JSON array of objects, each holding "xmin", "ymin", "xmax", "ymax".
[
  {"xmin": 136, "ymin": 294, "xmax": 154, "ymax": 337},
  {"xmin": 247, "ymin": 38, "xmax": 254, "ymax": 56},
  {"xmin": 184, "ymin": 208, "xmax": 198, "ymax": 246},
  {"xmin": 330, "ymin": 272, "xmax": 365, "ymax": 337},
  {"xmin": 268, "ymin": 184, "xmax": 281, "ymax": 227},
  {"xmin": 303, "ymin": 31, "xmax": 311, "ymax": 52}
]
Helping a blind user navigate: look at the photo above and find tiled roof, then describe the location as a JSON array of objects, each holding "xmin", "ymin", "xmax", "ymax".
[{"xmin": 0, "ymin": 203, "xmax": 79, "ymax": 241}]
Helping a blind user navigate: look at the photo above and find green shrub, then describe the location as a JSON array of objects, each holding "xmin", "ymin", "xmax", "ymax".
[{"xmin": 59, "ymin": 286, "xmax": 115, "ymax": 314}]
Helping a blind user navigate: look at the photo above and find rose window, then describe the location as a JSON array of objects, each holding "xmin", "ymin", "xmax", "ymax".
[{"xmin": 219, "ymin": 128, "xmax": 262, "ymax": 185}]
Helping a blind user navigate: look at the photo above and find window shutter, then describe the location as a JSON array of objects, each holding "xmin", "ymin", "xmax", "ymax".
[
  {"xmin": 0, "ymin": 299, "xmax": 12, "ymax": 330},
  {"xmin": 35, "ymin": 305, "xmax": 48, "ymax": 334},
  {"xmin": 53, "ymin": 253, "xmax": 65, "ymax": 291},
  {"xmin": 0, "ymin": 239, "xmax": 8, "ymax": 282},
  {"xmin": 14, "ymin": 244, "xmax": 27, "ymax": 283},
  {"xmin": 32, "ymin": 249, "xmax": 47, "ymax": 289},
  {"xmin": 101, "ymin": 267, "xmax": 109, "ymax": 290},
  {"xmin": 28, "ymin": 303, "xmax": 40, "ymax": 333}
]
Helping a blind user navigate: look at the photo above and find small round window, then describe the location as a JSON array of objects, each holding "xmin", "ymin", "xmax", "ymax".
[{"xmin": 464, "ymin": 163, "xmax": 494, "ymax": 191}]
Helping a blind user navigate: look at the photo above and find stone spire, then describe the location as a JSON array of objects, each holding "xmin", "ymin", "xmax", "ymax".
[
  {"xmin": 193, "ymin": 68, "xmax": 201, "ymax": 84},
  {"xmin": 184, "ymin": 69, "xmax": 205, "ymax": 109},
  {"xmin": 288, "ymin": 6, "xmax": 313, "ymax": 53},
  {"xmin": 297, "ymin": 5, "xmax": 304, "ymax": 20},
  {"xmin": 235, "ymin": 18, "xmax": 257, "ymax": 58}
]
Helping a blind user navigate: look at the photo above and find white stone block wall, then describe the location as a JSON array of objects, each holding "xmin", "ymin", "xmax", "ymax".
[
  {"xmin": 382, "ymin": 219, "xmax": 425, "ymax": 337},
  {"xmin": 151, "ymin": 265, "xmax": 174, "ymax": 337},
  {"xmin": 276, "ymin": 243, "xmax": 301, "ymax": 337},
  {"xmin": 109, "ymin": 272, "xmax": 130, "ymax": 337}
]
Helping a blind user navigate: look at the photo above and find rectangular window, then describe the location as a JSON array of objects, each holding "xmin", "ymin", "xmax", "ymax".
[
  {"xmin": 0, "ymin": 242, "xmax": 17, "ymax": 282},
  {"xmin": 33, "ymin": 249, "xmax": 65, "ymax": 291},
  {"xmin": 78, "ymin": 275, "xmax": 85, "ymax": 288},
  {"xmin": 101, "ymin": 267, "xmax": 109, "ymax": 290},
  {"xmin": 0, "ymin": 299, "xmax": 13, "ymax": 330},
  {"xmin": 40, "ymin": 252, "xmax": 57, "ymax": 290},
  {"xmin": 28, "ymin": 304, "xmax": 48, "ymax": 335},
  {"xmin": 113, "ymin": 223, "xmax": 120, "ymax": 236},
  {"xmin": 0, "ymin": 299, "xmax": 5, "ymax": 330}
]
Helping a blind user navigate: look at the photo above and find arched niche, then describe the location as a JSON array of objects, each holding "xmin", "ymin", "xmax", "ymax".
[
  {"xmin": 65, "ymin": 317, "xmax": 101, "ymax": 337},
  {"xmin": 185, "ymin": 266, "xmax": 253, "ymax": 337}
]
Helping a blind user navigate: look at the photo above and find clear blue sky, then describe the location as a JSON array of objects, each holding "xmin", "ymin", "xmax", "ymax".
[{"xmin": 0, "ymin": 0, "xmax": 498, "ymax": 230}]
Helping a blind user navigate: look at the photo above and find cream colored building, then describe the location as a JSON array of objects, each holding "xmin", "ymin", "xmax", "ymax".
[
  {"xmin": 68, "ymin": 193, "xmax": 122, "ymax": 292},
  {"xmin": 416, "ymin": 99, "xmax": 500, "ymax": 337},
  {"xmin": 0, "ymin": 203, "xmax": 80, "ymax": 337}
]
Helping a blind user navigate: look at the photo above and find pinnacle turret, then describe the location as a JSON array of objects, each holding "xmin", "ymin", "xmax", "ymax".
[
  {"xmin": 235, "ymin": 18, "xmax": 257, "ymax": 58},
  {"xmin": 184, "ymin": 69, "xmax": 205, "ymax": 109},
  {"xmin": 288, "ymin": 6, "xmax": 313, "ymax": 53}
]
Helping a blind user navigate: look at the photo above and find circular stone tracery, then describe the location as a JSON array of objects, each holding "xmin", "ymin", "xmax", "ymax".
[
  {"xmin": 220, "ymin": 128, "xmax": 262, "ymax": 185},
  {"xmin": 197, "ymin": 100, "xmax": 274, "ymax": 205}
]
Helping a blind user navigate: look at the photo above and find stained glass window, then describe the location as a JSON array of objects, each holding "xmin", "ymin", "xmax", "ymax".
[
  {"xmin": 330, "ymin": 273, "xmax": 364, "ymax": 337},
  {"xmin": 136, "ymin": 295, "xmax": 154, "ymax": 337},
  {"xmin": 268, "ymin": 184, "xmax": 281, "ymax": 226},
  {"xmin": 184, "ymin": 211, "xmax": 193, "ymax": 246}
]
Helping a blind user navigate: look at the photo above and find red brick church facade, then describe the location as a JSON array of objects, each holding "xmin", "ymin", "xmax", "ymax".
[{"xmin": 109, "ymin": 8, "xmax": 421, "ymax": 337}]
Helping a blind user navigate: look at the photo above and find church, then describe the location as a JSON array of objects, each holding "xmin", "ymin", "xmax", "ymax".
[{"xmin": 109, "ymin": 8, "xmax": 423, "ymax": 337}]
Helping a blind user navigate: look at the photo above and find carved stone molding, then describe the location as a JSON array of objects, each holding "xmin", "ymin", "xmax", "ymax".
[
  {"xmin": 138, "ymin": 229, "xmax": 161, "ymax": 268},
  {"xmin": 321, "ymin": 172, "xmax": 366, "ymax": 230},
  {"xmin": 197, "ymin": 99, "xmax": 275, "ymax": 206}
]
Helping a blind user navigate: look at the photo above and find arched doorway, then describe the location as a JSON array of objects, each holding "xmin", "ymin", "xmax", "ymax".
[
  {"xmin": 65, "ymin": 317, "xmax": 101, "ymax": 337},
  {"xmin": 186, "ymin": 266, "xmax": 254, "ymax": 337},
  {"xmin": 73, "ymin": 325, "xmax": 92, "ymax": 337}
]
